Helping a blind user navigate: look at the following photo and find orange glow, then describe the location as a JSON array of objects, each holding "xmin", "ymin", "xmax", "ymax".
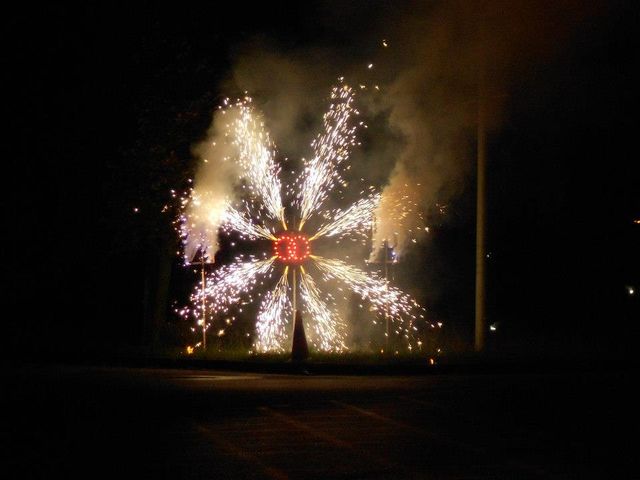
[{"xmin": 273, "ymin": 232, "xmax": 311, "ymax": 264}]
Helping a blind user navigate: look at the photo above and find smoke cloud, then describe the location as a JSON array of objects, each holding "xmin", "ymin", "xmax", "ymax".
[
  {"xmin": 212, "ymin": 1, "xmax": 605, "ymax": 261},
  {"xmin": 188, "ymin": 0, "xmax": 607, "ymax": 346},
  {"xmin": 183, "ymin": 108, "xmax": 243, "ymax": 263},
  {"xmin": 367, "ymin": 0, "xmax": 604, "ymax": 256}
]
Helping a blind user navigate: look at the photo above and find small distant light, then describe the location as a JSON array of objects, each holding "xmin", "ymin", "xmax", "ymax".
[
  {"xmin": 367, "ymin": 63, "xmax": 373, "ymax": 69},
  {"xmin": 429, "ymin": 358, "xmax": 435, "ymax": 365},
  {"xmin": 133, "ymin": 207, "xmax": 139, "ymax": 213},
  {"xmin": 382, "ymin": 39, "xmax": 388, "ymax": 47},
  {"xmin": 627, "ymin": 286, "xmax": 635, "ymax": 296},
  {"xmin": 490, "ymin": 324, "xmax": 497, "ymax": 331},
  {"xmin": 186, "ymin": 346, "xmax": 194, "ymax": 355},
  {"xmin": 633, "ymin": 219, "xmax": 640, "ymax": 225}
]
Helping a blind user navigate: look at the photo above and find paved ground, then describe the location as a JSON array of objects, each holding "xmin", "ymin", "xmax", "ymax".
[{"xmin": 2, "ymin": 365, "xmax": 634, "ymax": 479}]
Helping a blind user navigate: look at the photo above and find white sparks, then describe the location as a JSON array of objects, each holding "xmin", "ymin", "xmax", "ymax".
[
  {"xmin": 254, "ymin": 268, "xmax": 291, "ymax": 352},
  {"xmin": 311, "ymin": 193, "xmax": 380, "ymax": 241},
  {"xmin": 297, "ymin": 84, "xmax": 358, "ymax": 229},
  {"xmin": 233, "ymin": 104, "xmax": 285, "ymax": 224},
  {"xmin": 299, "ymin": 266, "xmax": 346, "ymax": 351},
  {"xmin": 177, "ymin": 83, "xmax": 428, "ymax": 353},
  {"xmin": 222, "ymin": 204, "xmax": 277, "ymax": 241},
  {"xmin": 312, "ymin": 255, "xmax": 420, "ymax": 331}
]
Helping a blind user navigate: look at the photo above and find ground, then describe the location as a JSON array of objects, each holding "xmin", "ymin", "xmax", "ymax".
[{"xmin": 3, "ymin": 364, "xmax": 634, "ymax": 479}]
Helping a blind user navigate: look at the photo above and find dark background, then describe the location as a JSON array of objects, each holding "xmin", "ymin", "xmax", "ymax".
[{"xmin": 5, "ymin": 1, "xmax": 638, "ymax": 361}]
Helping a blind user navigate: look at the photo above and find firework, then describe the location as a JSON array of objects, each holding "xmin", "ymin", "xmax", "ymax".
[
  {"xmin": 233, "ymin": 101, "xmax": 286, "ymax": 226},
  {"xmin": 254, "ymin": 267, "xmax": 291, "ymax": 352},
  {"xmin": 181, "ymin": 256, "xmax": 275, "ymax": 324},
  {"xmin": 299, "ymin": 266, "xmax": 346, "ymax": 351},
  {"xmin": 222, "ymin": 204, "xmax": 277, "ymax": 241},
  {"xmin": 179, "ymin": 83, "xmax": 424, "ymax": 352},
  {"xmin": 312, "ymin": 256, "xmax": 419, "ymax": 338},
  {"xmin": 297, "ymin": 84, "xmax": 358, "ymax": 229},
  {"xmin": 310, "ymin": 193, "xmax": 380, "ymax": 241}
]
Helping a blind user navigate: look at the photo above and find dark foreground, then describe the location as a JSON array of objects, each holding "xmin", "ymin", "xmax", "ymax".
[{"xmin": 2, "ymin": 364, "xmax": 634, "ymax": 479}]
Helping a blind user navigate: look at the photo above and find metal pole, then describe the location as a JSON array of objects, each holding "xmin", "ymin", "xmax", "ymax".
[
  {"xmin": 475, "ymin": 45, "xmax": 487, "ymax": 352},
  {"xmin": 201, "ymin": 251, "xmax": 207, "ymax": 350},
  {"xmin": 291, "ymin": 267, "xmax": 297, "ymax": 333}
]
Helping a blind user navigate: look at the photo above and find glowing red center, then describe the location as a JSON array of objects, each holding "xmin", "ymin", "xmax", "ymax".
[{"xmin": 273, "ymin": 232, "xmax": 310, "ymax": 264}]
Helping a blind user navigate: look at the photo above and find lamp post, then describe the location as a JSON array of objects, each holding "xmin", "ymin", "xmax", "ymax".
[{"xmin": 475, "ymin": 67, "xmax": 487, "ymax": 352}]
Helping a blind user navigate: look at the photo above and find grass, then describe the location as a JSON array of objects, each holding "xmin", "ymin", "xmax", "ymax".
[{"xmin": 179, "ymin": 346, "xmax": 437, "ymax": 366}]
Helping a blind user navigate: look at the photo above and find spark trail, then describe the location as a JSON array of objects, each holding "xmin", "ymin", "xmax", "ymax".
[
  {"xmin": 310, "ymin": 193, "xmax": 380, "ymax": 241},
  {"xmin": 312, "ymin": 255, "xmax": 419, "ymax": 340},
  {"xmin": 233, "ymin": 102, "xmax": 286, "ymax": 226},
  {"xmin": 222, "ymin": 204, "xmax": 277, "ymax": 241},
  {"xmin": 297, "ymin": 84, "xmax": 358, "ymax": 229},
  {"xmin": 255, "ymin": 267, "xmax": 291, "ymax": 352},
  {"xmin": 196, "ymin": 256, "xmax": 275, "ymax": 316},
  {"xmin": 299, "ymin": 266, "xmax": 346, "ymax": 351}
]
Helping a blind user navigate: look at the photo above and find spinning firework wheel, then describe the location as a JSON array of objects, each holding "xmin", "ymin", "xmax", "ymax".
[{"xmin": 178, "ymin": 83, "xmax": 425, "ymax": 353}]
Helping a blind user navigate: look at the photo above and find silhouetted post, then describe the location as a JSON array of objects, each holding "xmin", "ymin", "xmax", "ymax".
[{"xmin": 291, "ymin": 309, "xmax": 309, "ymax": 361}]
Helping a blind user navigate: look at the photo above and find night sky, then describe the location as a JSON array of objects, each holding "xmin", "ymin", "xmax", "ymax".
[{"xmin": 6, "ymin": 1, "xmax": 638, "ymax": 360}]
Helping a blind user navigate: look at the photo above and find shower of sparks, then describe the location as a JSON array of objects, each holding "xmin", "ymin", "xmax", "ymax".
[
  {"xmin": 311, "ymin": 192, "xmax": 381, "ymax": 241},
  {"xmin": 312, "ymin": 255, "xmax": 420, "ymax": 341},
  {"xmin": 299, "ymin": 266, "xmax": 346, "ymax": 351},
  {"xmin": 179, "ymin": 82, "xmax": 427, "ymax": 352},
  {"xmin": 297, "ymin": 84, "xmax": 359, "ymax": 230},
  {"xmin": 181, "ymin": 256, "xmax": 275, "ymax": 322},
  {"xmin": 255, "ymin": 267, "xmax": 291, "ymax": 352},
  {"xmin": 222, "ymin": 204, "xmax": 277, "ymax": 241},
  {"xmin": 233, "ymin": 101, "xmax": 286, "ymax": 225}
]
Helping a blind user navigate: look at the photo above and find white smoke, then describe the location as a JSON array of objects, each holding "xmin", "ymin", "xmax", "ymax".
[{"xmin": 182, "ymin": 107, "xmax": 243, "ymax": 263}]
